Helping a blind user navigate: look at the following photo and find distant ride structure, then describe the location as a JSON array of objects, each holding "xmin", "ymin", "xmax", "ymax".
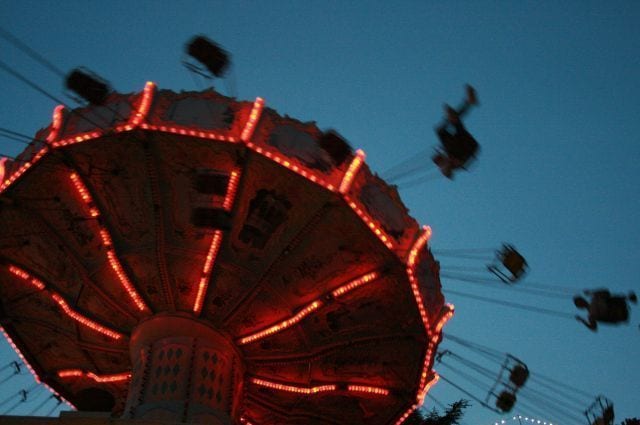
[{"xmin": 0, "ymin": 79, "xmax": 451, "ymax": 424}]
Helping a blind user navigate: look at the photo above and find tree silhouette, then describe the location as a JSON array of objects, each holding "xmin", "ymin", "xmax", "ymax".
[{"xmin": 404, "ymin": 400, "xmax": 470, "ymax": 425}]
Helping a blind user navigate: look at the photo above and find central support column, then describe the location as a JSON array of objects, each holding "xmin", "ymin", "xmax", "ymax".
[{"xmin": 123, "ymin": 313, "xmax": 244, "ymax": 424}]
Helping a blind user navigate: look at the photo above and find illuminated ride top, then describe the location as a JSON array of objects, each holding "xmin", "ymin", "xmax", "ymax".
[{"xmin": 0, "ymin": 82, "xmax": 452, "ymax": 424}]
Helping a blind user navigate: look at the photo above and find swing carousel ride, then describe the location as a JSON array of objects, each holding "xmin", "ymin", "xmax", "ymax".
[
  {"xmin": 0, "ymin": 37, "xmax": 452, "ymax": 425},
  {"xmin": 0, "ymin": 34, "xmax": 633, "ymax": 425}
]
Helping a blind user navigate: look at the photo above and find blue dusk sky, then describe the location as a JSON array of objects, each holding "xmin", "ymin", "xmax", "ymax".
[{"xmin": 0, "ymin": 2, "xmax": 638, "ymax": 424}]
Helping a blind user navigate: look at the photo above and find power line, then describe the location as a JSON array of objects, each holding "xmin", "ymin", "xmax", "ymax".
[{"xmin": 0, "ymin": 27, "xmax": 66, "ymax": 78}]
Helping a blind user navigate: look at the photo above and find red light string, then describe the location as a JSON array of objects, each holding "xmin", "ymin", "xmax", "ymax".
[
  {"xmin": 406, "ymin": 225, "xmax": 433, "ymax": 332},
  {"xmin": 238, "ymin": 271, "xmax": 381, "ymax": 345},
  {"xmin": 46, "ymin": 105, "xmax": 65, "ymax": 143},
  {"xmin": 69, "ymin": 172, "xmax": 99, "ymax": 217},
  {"xmin": 344, "ymin": 195, "xmax": 394, "ymax": 250},
  {"xmin": 339, "ymin": 149, "xmax": 366, "ymax": 194},
  {"xmin": 139, "ymin": 123, "xmax": 238, "ymax": 142},
  {"xmin": 126, "ymin": 81, "xmax": 155, "ymax": 128},
  {"xmin": 51, "ymin": 294, "xmax": 123, "ymax": 340},
  {"xmin": 67, "ymin": 172, "xmax": 149, "ymax": 312},
  {"xmin": 222, "ymin": 169, "xmax": 241, "ymax": 211},
  {"xmin": 416, "ymin": 308, "xmax": 453, "ymax": 405},
  {"xmin": 331, "ymin": 271, "xmax": 379, "ymax": 298},
  {"xmin": 6, "ymin": 264, "xmax": 124, "ymax": 340},
  {"xmin": 239, "ymin": 300, "xmax": 322, "ymax": 345},
  {"xmin": 57, "ymin": 369, "xmax": 131, "ymax": 383},
  {"xmin": 394, "ymin": 374, "xmax": 440, "ymax": 425},
  {"xmin": 347, "ymin": 385, "xmax": 390, "ymax": 396},
  {"xmin": 240, "ymin": 97, "xmax": 264, "ymax": 142},
  {"xmin": 0, "ymin": 145, "xmax": 49, "ymax": 194},
  {"xmin": 8, "ymin": 265, "xmax": 45, "ymax": 290},
  {"xmin": 193, "ymin": 230, "xmax": 223, "ymax": 315},
  {"xmin": 250, "ymin": 377, "xmax": 390, "ymax": 397},
  {"xmin": 404, "ymin": 226, "xmax": 453, "ymax": 408},
  {"xmin": 192, "ymin": 166, "xmax": 241, "ymax": 314}
]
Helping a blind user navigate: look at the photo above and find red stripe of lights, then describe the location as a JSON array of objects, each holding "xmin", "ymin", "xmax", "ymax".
[
  {"xmin": 0, "ymin": 326, "xmax": 75, "ymax": 409},
  {"xmin": 57, "ymin": 369, "xmax": 131, "ymax": 383},
  {"xmin": 8, "ymin": 265, "xmax": 45, "ymax": 290},
  {"xmin": 0, "ymin": 146, "xmax": 49, "ymax": 194},
  {"xmin": 51, "ymin": 294, "xmax": 123, "ymax": 340},
  {"xmin": 251, "ymin": 378, "xmax": 336, "ymax": 394},
  {"xmin": 406, "ymin": 225, "xmax": 433, "ymax": 331},
  {"xmin": 192, "ymin": 165, "xmax": 241, "ymax": 315},
  {"xmin": 339, "ymin": 149, "xmax": 366, "ymax": 194},
  {"xmin": 193, "ymin": 230, "xmax": 223, "ymax": 315},
  {"xmin": 139, "ymin": 124, "xmax": 238, "ymax": 143},
  {"xmin": 394, "ymin": 374, "xmax": 440, "ymax": 425},
  {"xmin": 416, "ymin": 307, "xmax": 453, "ymax": 406},
  {"xmin": 246, "ymin": 141, "xmax": 336, "ymax": 191},
  {"xmin": 69, "ymin": 172, "xmax": 99, "ymax": 217},
  {"xmin": 239, "ymin": 271, "xmax": 381, "ymax": 345},
  {"xmin": 51, "ymin": 131, "xmax": 102, "ymax": 148},
  {"xmin": 120, "ymin": 81, "xmax": 156, "ymax": 131},
  {"xmin": 6, "ymin": 264, "xmax": 124, "ymax": 340},
  {"xmin": 347, "ymin": 385, "xmax": 390, "ymax": 396},
  {"xmin": 239, "ymin": 300, "xmax": 322, "ymax": 345},
  {"xmin": 241, "ymin": 97, "xmax": 265, "ymax": 142},
  {"xmin": 331, "ymin": 271, "xmax": 379, "ymax": 298},
  {"xmin": 344, "ymin": 195, "xmax": 394, "ymax": 250},
  {"xmin": 222, "ymin": 169, "xmax": 241, "ymax": 211},
  {"xmin": 241, "ymin": 97, "xmax": 339, "ymax": 192},
  {"xmin": 250, "ymin": 378, "xmax": 390, "ymax": 397},
  {"xmin": 67, "ymin": 172, "xmax": 148, "ymax": 312},
  {"xmin": 46, "ymin": 105, "xmax": 65, "ymax": 143}
]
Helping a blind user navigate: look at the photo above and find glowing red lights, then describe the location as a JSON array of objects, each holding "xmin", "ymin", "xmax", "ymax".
[
  {"xmin": 245, "ymin": 140, "xmax": 336, "ymax": 191},
  {"xmin": 240, "ymin": 97, "xmax": 265, "ymax": 142},
  {"xmin": 51, "ymin": 294, "xmax": 123, "ymax": 340},
  {"xmin": 347, "ymin": 385, "xmax": 390, "ymax": 396},
  {"xmin": 46, "ymin": 105, "xmax": 65, "ymax": 143},
  {"xmin": 67, "ymin": 172, "xmax": 148, "ymax": 312},
  {"xmin": 239, "ymin": 271, "xmax": 381, "ymax": 345},
  {"xmin": 331, "ymin": 271, "xmax": 380, "ymax": 298},
  {"xmin": 339, "ymin": 149, "xmax": 366, "ymax": 194},
  {"xmin": 239, "ymin": 300, "xmax": 322, "ymax": 345},
  {"xmin": 345, "ymin": 196, "xmax": 394, "ymax": 250},
  {"xmin": 57, "ymin": 369, "xmax": 131, "ymax": 383},
  {"xmin": 0, "ymin": 146, "xmax": 49, "ymax": 193},
  {"xmin": 395, "ymin": 374, "xmax": 440, "ymax": 425},
  {"xmin": 139, "ymin": 123, "xmax": 238, "ymax": 142},
  {"xmin": 251, "ymin": 378, "xmax": 336, "ymax": 394},
  {"xmin": 69, "ymin": 172, "xmax": 99, "ymax": 217},
  {"xmin": 250, "ymin": 378, "xmax": 390, "ymax": 397},
  {"xmin": 6, "ymin": 264, "xmax": 123, "ymax": 340},
  {"xmin": 434, "ymin": 305, "xmax": 454, "ymax": 335},
  {"xmin": 406, "ymin": 225, "xmax": 433, "ymax": 331},
  {"xmin": 193, "ymin": 230, "xmax": 223, "ymax": 315},
  {"xmin": 127, "ymin": 81, "xmax": 155, "ymax": 128},
  {"xmin": 8, "ymin": 265, "xmax": 45, "ymax": 290},
  {"xmin": 402, "ymin": 225, "xmax": 453, "ymax": 411},
  {"xmin": 223, "ymin": 170, "xmax": 241, "ymax": 211}
]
